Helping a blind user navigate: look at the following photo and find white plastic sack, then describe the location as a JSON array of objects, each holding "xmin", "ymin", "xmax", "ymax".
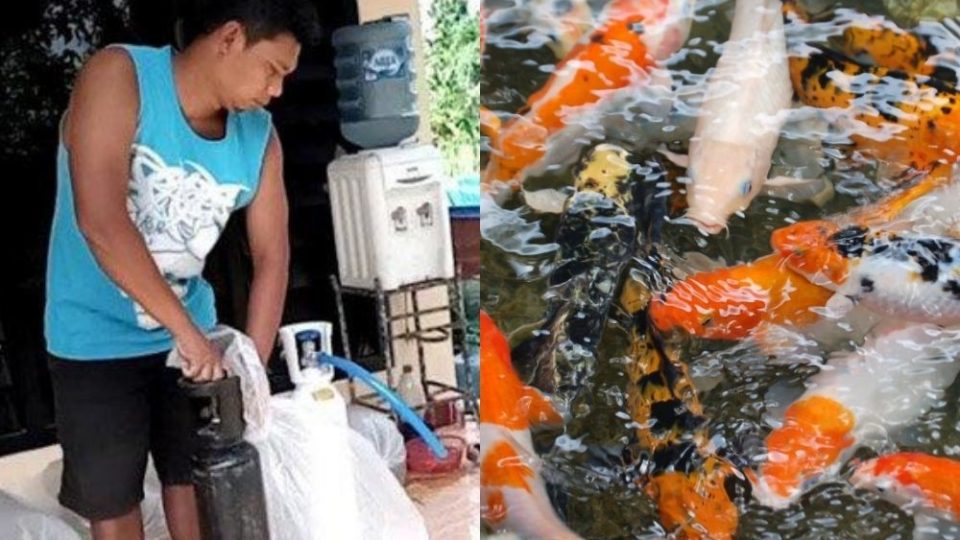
[
  {"xmin": 349, "ymin": 430, "xmax": 429, "ymax": 540},
  {"xmin": 347, "ymin": 404, "xmax": 407, "ymax": 483},
  {"xmin": 176, "ymin": 326, "xmax": 428, "ymax": 540},
  {"xmin": 0, "ymin": 491, "xmax": 81, "ymax": 540}
]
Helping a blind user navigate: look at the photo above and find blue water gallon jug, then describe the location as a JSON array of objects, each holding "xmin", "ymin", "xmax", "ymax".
[{"xmin": 332, "ymin": 16, "xmax": 419, "ymax": 149}]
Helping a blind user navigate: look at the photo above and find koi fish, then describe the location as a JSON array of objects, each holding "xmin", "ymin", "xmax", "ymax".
[
  {"xmin": 784, "ymin": 3, "xmax": 960, "ymax": 172},
  {"xmin": 772, "ymin": 219, "xmax": 960, "ymax": 325},
  {"xmin": 481, "ymin": 0, "xmax": 692, "ymax": 185},
  {"xmin": 513, "ymin": 144, "xmax": 666, "ymax": 397},
  {"xmin": 618, "ymin": 268, "xmax": 750, "ymax": 539},
  {"xmin": 683, "ymin": 0, "xmax": 793, "ymax": 234},
  {"xmin": 648, "ymin": 254, "xmax": 833, "ymax": 341},
  {"xmin": 510, "ymin": 141, "xmax": 745, "ymax": 537},
  {"xmin": 751, "ymin": 321, "xmax": 960, "ymax": 507},
  {"xmin": 838, "ymin": 14, "xmax": 960, "ymax": 84},
  {"xmin": 651, "ymin": 164, "xmax": 956, "ymax": 341},
  {"xmin": 480, "ymin": 310, "xmax": 580, "ymax": 540},
  {"xmin": 789, "ymin": 44, "xmax": 960, "ymax": 173},
  {"xmin": 852, "ymin": 452, "xmax": 960, "ymax": 529},
  {"xmin": 841, "ymin": 22, "xmax": 937, "ymax": 76}
]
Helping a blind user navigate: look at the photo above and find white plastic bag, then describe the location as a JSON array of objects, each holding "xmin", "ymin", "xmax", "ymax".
[
  {"xmin": 178, "ymin": 326, "xmax": 428, "ymax": 540},
  {"xmin": 0, "ymin": 491, "xmax": 81, "ymax": 540},
  {"xmin": 347, "ymin": 405, "xmax": 408, "ymax": 483},
  {"xmin": 349, "ymin": 430, "xmax": 429, "ymax": 540}
]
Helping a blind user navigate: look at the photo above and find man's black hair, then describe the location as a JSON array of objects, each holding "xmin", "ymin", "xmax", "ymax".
[{"xmin": 179, "ymin": 0, "xmax": 321, "ymax": 47}]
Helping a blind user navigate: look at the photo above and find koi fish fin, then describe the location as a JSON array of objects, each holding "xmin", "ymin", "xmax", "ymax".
[
  {"xmin": 762, "ymin": 176, "xmax": 835, "ymax": 207},
  {"xmin": 815, "ymin": 292, "xmax": 857, "ymax": 321},
  {"xmin": 913, "ymin": 512, "xmax": 960, "ymax": 540},
  {"xmin": 657, "ymin": 145, "xmax": 690, "ymax": 168},
  {"xmin": 482, "ymin": 487, "xmax": 509, "ymax": 525},
  {"xmin": 480, "ymin": 106, "xmax": 502, "ymax": 145},
  {"xmin": 851, "ymin": 163, "xmax": 952, "ymax": 227},
  {"xmin": 523, "ymin": 187, "xmax": 572, "ymax": 214},
  {"xmin": 754, "ymin": 323, "xmax": 823, "ymax": 364},
  {"xmin": 521, "ymin": 385, "xmax": 564, "ymax": 426}
]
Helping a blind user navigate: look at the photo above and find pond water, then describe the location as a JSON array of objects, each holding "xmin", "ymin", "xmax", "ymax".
[{"xmin": 481, "ymin": 0, "xmax": 960, "ymax": 538}]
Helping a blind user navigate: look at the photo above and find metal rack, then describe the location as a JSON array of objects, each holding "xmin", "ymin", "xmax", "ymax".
[{"xmin": 329, "ymin": 275, "xmax": 476, "ymax": 419}]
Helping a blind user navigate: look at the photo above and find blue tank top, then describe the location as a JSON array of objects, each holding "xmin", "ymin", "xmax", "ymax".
[{"xmin": 45, "ymin": 44, "xmax": 273, "ymax": 360}]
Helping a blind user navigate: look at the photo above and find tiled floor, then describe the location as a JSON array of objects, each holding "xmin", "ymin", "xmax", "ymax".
[{"xmin": 408, "ymin": 461, "xmax": 480, "ymax": 539}]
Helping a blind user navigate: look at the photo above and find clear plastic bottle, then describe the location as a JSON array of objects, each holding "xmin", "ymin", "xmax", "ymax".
[{"xmin": 396, "ymin": 364, "xmax": 425, "ymax": 412}]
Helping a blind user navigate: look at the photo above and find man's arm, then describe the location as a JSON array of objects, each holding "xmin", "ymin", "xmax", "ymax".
[
  {"xmin": 66, "ymin": 48, "xmax": 222, "ymax": 380},
  {"xmin": 244, "ymin": 130, "xmax": 290, "ymax": 364}
]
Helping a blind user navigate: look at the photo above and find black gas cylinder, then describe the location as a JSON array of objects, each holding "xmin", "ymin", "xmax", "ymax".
[{"xmin": 181, "ymin": 376, "xmax": 270, "ymax": 540}]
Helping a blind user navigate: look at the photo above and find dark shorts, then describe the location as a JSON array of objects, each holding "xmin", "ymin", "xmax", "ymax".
[{"xmin": 48, "ymin": 351, "xmax": 199, "ymax": 520}]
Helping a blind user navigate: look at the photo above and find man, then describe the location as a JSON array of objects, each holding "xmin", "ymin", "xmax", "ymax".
[{"xmin": 43, "ymin": 1, "xmax": 318, "ymax": 538}]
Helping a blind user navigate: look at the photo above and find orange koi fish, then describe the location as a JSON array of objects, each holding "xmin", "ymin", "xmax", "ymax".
[
  {"xmin": 480, "ymin": 310, "xmax": 579, "ymax": 540},
  {"xmin": 852, "ymin": 453, "xmax": 960, "ymax": 523},
  {"xmin": 482, "ymin": 0, "xmax": 692, "ymax": 185},
  {"xmin": 649, "ymin": 254, "xmax": 832, "ymax": 340}
]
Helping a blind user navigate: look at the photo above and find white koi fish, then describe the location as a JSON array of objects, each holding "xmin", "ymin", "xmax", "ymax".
[
  {"xmin": 750, "ymin": 321, "xmax": 960, "ymax": 508},
  {"xmin": 684, "ymin": 0, "xmax": 793, "ymax": 234}
]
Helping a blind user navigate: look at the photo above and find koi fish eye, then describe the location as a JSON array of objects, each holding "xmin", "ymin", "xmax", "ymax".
[
  {"xmin": 739, "ymin": 179, "xmax": 752, "ymax": 197},
  {"xmin": 630, "ymin": 22, "xmax": 645, "ymax": 34}
]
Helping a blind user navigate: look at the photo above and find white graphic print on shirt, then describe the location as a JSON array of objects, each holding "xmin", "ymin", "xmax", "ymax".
[{"xmin": 124, "ymin": 144, "xmax": 248, "ymax": 329}]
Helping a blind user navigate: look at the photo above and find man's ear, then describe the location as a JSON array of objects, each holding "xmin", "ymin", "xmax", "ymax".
[{"xmin": 215, "ymin": 20, "xmax": 247, "ymax": 54}]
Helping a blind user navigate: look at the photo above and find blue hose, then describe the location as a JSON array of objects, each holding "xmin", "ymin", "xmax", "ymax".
[{"xmin": 319, "ymin": 353, "xmax": 449, "ymax": 459}]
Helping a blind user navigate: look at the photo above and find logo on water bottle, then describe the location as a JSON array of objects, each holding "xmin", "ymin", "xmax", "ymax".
[{"xmin": 363, "ymin": 47, "xmax": 407, "ymax": 81}]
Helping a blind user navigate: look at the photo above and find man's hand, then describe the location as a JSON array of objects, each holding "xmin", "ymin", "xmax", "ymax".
[{"xmin": 175, "ymin": 329, "xmax": 225, "ymax": 382}]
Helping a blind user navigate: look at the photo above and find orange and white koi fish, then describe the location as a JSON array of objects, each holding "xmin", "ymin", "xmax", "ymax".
[
  {"xmin": 649, "ymin": 254, "xmax": 833, "ymax": 341},
  {"xmin": 480, "ymin": 310, "xmax": 581, "ymax": 540},
  {"xmin": 852, "ymin": 452, "xmax": 960, "ymax": 531},
  {"xmin": 771, "ymin": 218, "xmax": 960, "ymax": 325},
  {"xmin": 750, "ymin": 321, "xmax": 960, "ymax": 507},
  {"xmin": 482, "ymin": 0, "xmax": 692, "ymax": 185},
  {"xmin": 480, "ymin": 1, "xmax": 594, "ymax": 149},
  {"xmin": 681, "ymin": 0, "xmax": 793, "ymax": 234}
]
